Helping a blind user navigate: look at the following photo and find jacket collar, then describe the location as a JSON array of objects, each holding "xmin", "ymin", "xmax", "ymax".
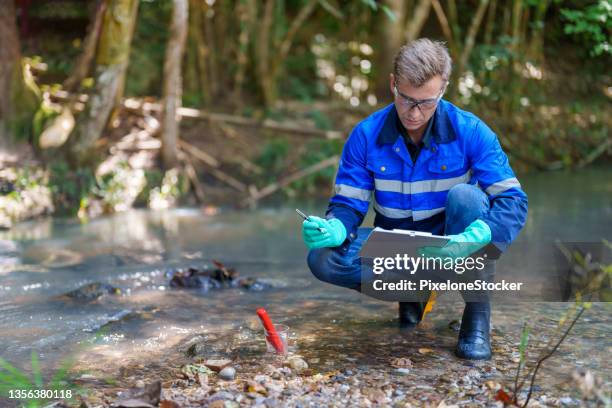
[{"xmin": 377, "ymin": 100, "xmax": 456, "ymax": 147}]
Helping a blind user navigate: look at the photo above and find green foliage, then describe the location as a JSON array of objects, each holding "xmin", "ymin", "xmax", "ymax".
[
  {"xmin": 291, "ymin": 138, "xmax": 342, "ymax": 194},
  {"xmin": 255, "ymin": 139, "xmax": 291, "ymax": 180},
  {"xmin": 135, "ymin": 169, "xmax": 164, "ymax": 206},
  {"xmin": 308, "ymin": 109, "xmax": 333, "ymax": 130},
  {"xmin": 519, "ymin": 324, "xmax": 530, "ymax": 364},
  {"xmin": 359, "ymin": 0, "xmax": 397, "ymax": 22},
  {"xmin": 48, "ymin": 162, "xmax": 96, "ymax": 216},
  {"xmin": 125, "ymin": 1, "xmax": 172, "ymax": 97},
  {"xmin": 281, "ymin": 52, "xmax": 320, "ymax": 101},
  {"xmin": 561, "ymin": 1, "xmax": 612, "ymax": 56},
  {"xmin": 0, "ymin": 352, "xmax": 77, "ymax": 408},
  {"xmin": 148, "ymin": 168, "xmax": 188, "ymax": 209}
]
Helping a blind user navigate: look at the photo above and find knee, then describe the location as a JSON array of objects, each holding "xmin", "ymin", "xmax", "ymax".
[
  {"xmin": 446, "ymin": 184, "xmax": 488, "ymax": 215},
  {"xmin": 307, "ymin": 247, "xmax": 335, "ymax": 283}
]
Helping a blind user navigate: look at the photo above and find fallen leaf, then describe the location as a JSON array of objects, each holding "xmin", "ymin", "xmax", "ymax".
[
  {"xmin": 245, "ymin": 380, "xmax": 267, "ymax": 395},
  {"xmin": 204, "ymin": 359, "xmax": 232, "ymax": 372},
  {"xmin": 495, "ymin": 388, "xmax": 513, "ymax": 404},
  {"xmin": 418, "ymin": 348, "xmax": 434, "ymax": 354}
]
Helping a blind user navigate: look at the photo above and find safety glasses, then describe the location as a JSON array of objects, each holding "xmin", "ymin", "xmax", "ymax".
[{"xmin": 393, "ymin": 82, "xmax": 448, "ymax": 116}]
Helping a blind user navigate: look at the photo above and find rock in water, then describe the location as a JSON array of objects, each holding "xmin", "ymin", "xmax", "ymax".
[
  {"xmin": 59, "ymin": 282, "xmax": 121, "ymax": 302},
  {"xmin": 218, "ymin": 366, "xmax": 236, "ymax": 381}
]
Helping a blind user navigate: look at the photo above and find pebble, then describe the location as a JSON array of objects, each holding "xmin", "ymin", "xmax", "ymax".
[
  {"xmin": 287, "ymin": 357, "xmax": 308, "ymax": 372},
  {"xmin": 254, "ymin": 374, "xmax": 270, "ymax": 383},
  {"xmin": 208, "ymin": 391, "xmax": 234, "ymax": 402},
  {"xmin": 278, "ymin": 367, "xmax": 292, "ymax": 376},
  {"xmin": 208, "ymin": 401, "xmax": 225, "ymax": 408},
  {"xmin": 264, "ymin": 397, "xmax": 279, "ymax": 407},
  {"xmin": 204, "ymin": 358, "xmax": 232, "ymax": 372},
  {"xmin": 265, "ymin": 382, "xmax": 284, "ymax": 394},
  {"xmin": 466, "ymin": 369, "xmax": 481, "ymax": 378},
  {"xmin": 218, "ymin": 366, "xmax": 236, "ymax": 381},
  {"xmin": 395, "ymin": 368, "xmax": 411, "ymax": 376}
]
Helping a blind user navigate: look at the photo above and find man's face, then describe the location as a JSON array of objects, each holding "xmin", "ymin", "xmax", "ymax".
[{"xmin": 390, "ymin": 74, "xmax": 446, "ymax": 133}]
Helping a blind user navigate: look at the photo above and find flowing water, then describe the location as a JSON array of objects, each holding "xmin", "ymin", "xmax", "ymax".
[{"xmin": 0, "ymin": 167, "xmax": 610, "ymax": 404}]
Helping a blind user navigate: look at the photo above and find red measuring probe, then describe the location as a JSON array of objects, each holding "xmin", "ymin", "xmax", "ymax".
[{"xmin": 256, "ymin": 308, "xmax": 285, "ymax": 353}]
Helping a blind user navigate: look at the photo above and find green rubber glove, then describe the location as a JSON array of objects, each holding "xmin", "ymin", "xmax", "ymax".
[
  {"xmin": 419, "ymin": 219, "xmax": 492, "ymax": 260},
  {"xmin": 302, "ymin": 216, "xmax": 347, "ymax": 249}
]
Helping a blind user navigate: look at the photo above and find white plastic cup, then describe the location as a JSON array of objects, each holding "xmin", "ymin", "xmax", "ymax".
[{"xmin": 264, "ymin": 324, "xmax": 289, "ymax": 354}]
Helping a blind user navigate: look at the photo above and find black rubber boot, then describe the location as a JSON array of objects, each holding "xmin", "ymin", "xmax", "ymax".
[
  {"xmin": 455, "ymin": 302, "xmax": 491, "ymax": 360},
  {"xmin": 398, "ymin": 302, "xmax": 425, "ymax": 328}
]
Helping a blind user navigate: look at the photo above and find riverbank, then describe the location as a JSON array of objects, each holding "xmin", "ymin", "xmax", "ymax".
[{"xmin": 67, "ymin": 301, "xmax": 610, "ymax": 408}]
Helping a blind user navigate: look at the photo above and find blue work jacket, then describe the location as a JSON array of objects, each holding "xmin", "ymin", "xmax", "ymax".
[{"xmin": 326, "ymin": 100, "xmax": 528, "ymax": 253}]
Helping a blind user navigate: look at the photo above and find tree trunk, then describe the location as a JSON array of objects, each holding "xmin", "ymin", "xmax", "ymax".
[
  {"xmin": 256, "ymin": 0, "xmax": 275, "ymax": 107},
  {"xmin": 405, "ymin": 0, "xmax": 432, "ymax": 43},
  {"xmin": 203, "ymin": 1, "xmax": 220, "ymax": 99},
  {"xmin": 161, "ymin": 0, "xmax": 189, "ymax": 169},
  {"xmin": 190, "ymin": 0, "xmax": 210, "ymax": 106},
  {"xmin": 483, "ymin": 0, "xmax": 497, "ymax": 45},
  {"xmin": 0, "ymin": 2, "xmax": 40, "ymax": 144},
  {"xmin": 374, "ymin": 0, "xmax": 406, "ymax": 99},
  {"xmin": 113, "ymin": 0, "xmax": 140, "ymax": 113},
  {"xmin": 66, "ymin": 0, "xmax": 139, "ymax": 166},
  {"xmin": 63, "ymin": 0, "xmax": 106, "ymax": 92},
  {"xmin": 527, "ymin": 0, "xmax": 550, "ymax": 63},
  {"xmin": 456, "ymin": 0, "xmax": 490, "ymax": 83},
  {"xmin": 252, "ymin": 0, "xmax": 318, "ymax": 107},
  {"xmin": 233, "ymin": 0, "xmax": 256, "ymax": 107}
]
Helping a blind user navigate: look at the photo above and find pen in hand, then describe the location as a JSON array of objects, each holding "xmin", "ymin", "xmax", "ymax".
[{"xmin": 295, "ymin": 209, "xmax": 326, "ymax": 233}]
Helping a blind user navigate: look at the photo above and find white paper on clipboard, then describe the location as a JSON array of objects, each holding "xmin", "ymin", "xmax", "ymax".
[{"xmin": 359, "ymin": 227, "xmax": 450, "ymax": 258}]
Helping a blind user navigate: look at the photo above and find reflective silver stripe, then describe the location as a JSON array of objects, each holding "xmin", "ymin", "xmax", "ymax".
[
  {"xmin": 373, "ymin": 202, "xmax": 445, "ymax": 220},
  {"xmin": 485, "ymin": 177, "xmax": 521, "ymax": 195},
  {"xmin": 374, "ymin": 170, "xmax": 472, "ymax": 194},
  {"xmin": 373, "ymin": 201, "xmax": 412, "ymax": 218},
  {"xmin": 412, "ymin": 207, "xmax": 445, "ymax": 221},
  {"xmin": 334, "ymin": 184, "xmax": 372, "ymax": 201}
]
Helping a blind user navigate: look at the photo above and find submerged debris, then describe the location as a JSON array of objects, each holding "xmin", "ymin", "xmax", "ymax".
[
  {"xmin": 167, "ymin": 260, "xmax": 271, "ymax": 292},
  {"xmin": 57, "ymin": 282, "xmax": 122, "ymax": 302}
]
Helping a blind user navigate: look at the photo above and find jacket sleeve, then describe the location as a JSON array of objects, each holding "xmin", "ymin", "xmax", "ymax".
[
  {"xmin": 469, "ymin": 121, "xmax": 528, "ymax": 253},
  {"xmin": 326, "ymin": 125, "xmax": 373, "ymax": 243}
]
